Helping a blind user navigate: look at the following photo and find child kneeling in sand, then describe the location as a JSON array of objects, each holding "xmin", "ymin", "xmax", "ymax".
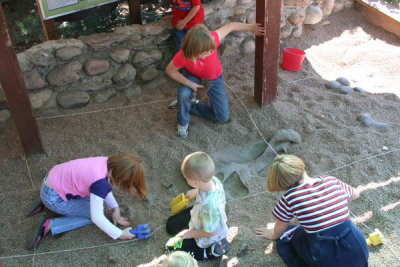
[
  {"xmin": 25, "ymin": 154, "xmax": 147, "ymax": 249},
  {"xmin": 256, "ymin": 154, "xmax": 369, "ymax": 266},
  {"xmin": 165, "ymin": 152, "xmax": 230, "ymax": 260},
  {"xmin": 166, "ymin": 23, "xmax": 264, "ymax": 139}
]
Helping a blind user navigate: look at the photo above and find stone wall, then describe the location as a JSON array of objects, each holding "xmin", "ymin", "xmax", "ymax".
[{"xmin": 0, "ymin": 0, "xmax": 354, "ymax": 131}]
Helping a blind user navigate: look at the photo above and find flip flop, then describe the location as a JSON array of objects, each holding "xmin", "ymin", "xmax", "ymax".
[{"xmin": 26, "ymin": 199, "xmax": 45, "ymax": 217}]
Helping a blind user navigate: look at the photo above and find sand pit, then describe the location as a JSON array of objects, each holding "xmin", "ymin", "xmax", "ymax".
[{"xmin": 1, "ymin": 8, "xmax": 400, "ymax": 267}]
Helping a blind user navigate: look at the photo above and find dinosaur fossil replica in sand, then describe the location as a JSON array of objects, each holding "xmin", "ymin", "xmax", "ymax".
[
  {"xmin": 211, "ymin": 129, "xmax": 302, "ymax": 200},
  {"xmin": 357, "ymin": 113, "xmax": 395, "ymax": 128}
]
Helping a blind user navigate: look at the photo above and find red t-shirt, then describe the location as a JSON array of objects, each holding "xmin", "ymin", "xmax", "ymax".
[
  {"xmin": 172, "ymin": 31, "xmax": 222, "ymax": 80},
  {"xmin": 171, "ymin": 0, "xmax": 204, "ymax": 29}
]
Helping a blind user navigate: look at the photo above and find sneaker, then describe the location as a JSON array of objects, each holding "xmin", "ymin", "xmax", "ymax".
[
  {"xmin": 191, "ymin": 98, "xmax": 199, "ymax": 105},
  {"xmin": 176, "ymin": 124, "xmax": 188, "ymax": 139},
  {"xmin": 210, "ymin": 238, "xmax": 231, "ymax": 257},
  {"xmin": 168, "ymin": 99, "xmax": 178, "ymax": 109},
  {"xmin": 26, "ymin": 199, "xmax": 45, "ymax": 217},
  {"xmin": 26, "ymin": 216, "xmax": 51, "ymax": 250},
  {"xmin": 168, "ymin": 99, "xmax": 199, "ymax": 109}
]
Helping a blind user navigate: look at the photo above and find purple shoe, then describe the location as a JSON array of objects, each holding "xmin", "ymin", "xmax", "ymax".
[
  {"xmin": 26, "ymin": 216, "xmax": 51, "ymax": 250},
  {"xmin": 26, "ymin": 199, "xmax": 45, "ymax": 217}
]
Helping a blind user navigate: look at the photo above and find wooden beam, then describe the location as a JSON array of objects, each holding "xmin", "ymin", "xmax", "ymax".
[
  {"xmin": 254, "ymin": 0, "xmax": 281, "ymax": 107},
  {"xmin": 35, "ymin": 0, "xmax": 58, "ymax": 40},
  {"xmin": 0, "ymin": 3, "xmax": 45, "ymax": 154},
  {"xmin": 355, "ymin": 0, "xmax": 400, "ymax": 38},
  {"xmin": 128, "ymin": 0, "xmax": 142, "ymax": 25}
]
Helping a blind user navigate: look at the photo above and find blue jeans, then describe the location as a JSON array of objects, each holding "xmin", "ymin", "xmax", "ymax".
[
  {"xmin": 173, "ymin": 28, "xmax": 188, "ymax": 50},
  {"xmin": 177, "ymin": 71, "xmax": 229, "ymax": 126},
  {"xmin": 276, "ymin": 220, "xmax": 369, "ymax": 267},
  {"xmin": 40, "ymin": 178, "xmax": 93, "ymax": 235}
]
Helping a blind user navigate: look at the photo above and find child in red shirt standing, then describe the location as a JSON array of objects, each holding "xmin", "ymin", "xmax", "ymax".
[
  {"xmin": 166, "ymin": 23, "xmax": 264, "ymax": 139},
  {"xmin": 168, "ymin": 0, "xmax": 204, "ymax": 50}
]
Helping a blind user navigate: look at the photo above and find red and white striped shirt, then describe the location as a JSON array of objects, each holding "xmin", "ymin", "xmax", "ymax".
[{"xmin": 272, "ymin": 176, "xmax": 354, "ymax": 233}]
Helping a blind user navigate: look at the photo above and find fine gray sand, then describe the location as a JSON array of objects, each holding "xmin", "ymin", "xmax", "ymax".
[{"xmin": 1, "ymin": 8, "xmax": 400, "ymax": 267}]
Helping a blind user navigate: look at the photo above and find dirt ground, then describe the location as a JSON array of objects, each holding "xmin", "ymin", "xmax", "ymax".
[{"xmin": 1, "ymin": 6, "xmax": 400, "ymax": 267}]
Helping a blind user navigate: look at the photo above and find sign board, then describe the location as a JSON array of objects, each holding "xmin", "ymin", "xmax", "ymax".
[{"xmin": 37, "ymin": 0, "xmax": 120, "ymax": 20}]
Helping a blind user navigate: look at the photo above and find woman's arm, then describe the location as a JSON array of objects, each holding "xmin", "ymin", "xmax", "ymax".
[
  {"xmin": 166, "ymin": 60, "xmax": 204, "ymax": 92},
  {"xmin": 256, "ymin": 219, "xmax": 289, "ymax": 240},
  {"xmin": 176, "ymin": 6, "xmax": 201, "ymax": 30},
  {"xmin": 215, "ymin": 22, "xmax": 265, "ymax": 41}
]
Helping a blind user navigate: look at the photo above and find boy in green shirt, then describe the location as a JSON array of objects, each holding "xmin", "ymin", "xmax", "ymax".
[{"xmin": 166, "ymin": 152, "xmax": 230, "ymax": 260}]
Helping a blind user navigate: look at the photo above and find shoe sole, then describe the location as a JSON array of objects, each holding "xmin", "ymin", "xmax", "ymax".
[
  {"xmin": 177, "ymin": 134, "xmax": 187, "ymax": 139},
  {"xmin": 168, "ymin": 100, "xmax": 178, "ymax": 109},
  {"xmin": 26, "ymin": 215, "xmax": 46, "ymax": 250},
  {"xmin": 26, "ymin": 199, "xmax": 45, "ymax": 217}
]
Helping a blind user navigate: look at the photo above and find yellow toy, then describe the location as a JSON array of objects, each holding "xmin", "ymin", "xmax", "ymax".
[
  {"xmin": 366, "ymin": 229, "xmax": 384, "ymax": 246},
  {"xmin": 170, "ymin": 193, "xmax": 189, "ymax": 215}
]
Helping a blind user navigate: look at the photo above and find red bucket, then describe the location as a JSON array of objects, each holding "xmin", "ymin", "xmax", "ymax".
[{"xmin": 282, "ymin": 48, "xmax": 306, "ymax": 71}]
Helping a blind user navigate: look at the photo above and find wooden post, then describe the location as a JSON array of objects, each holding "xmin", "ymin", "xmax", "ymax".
[
  {"xmin": 254, "ymin": 0, "xmax": 281, "ymax": 107},
  {"xmin": 128, "ymin": 0, "xmax": 142, "ymax": 24},
  {"xmin": 35, "ymin": 0, "xmax": 58, "ymax": 40},
  {"xmin": 0, "ymin": 3, "xmax": 45, "ymax": 154}
]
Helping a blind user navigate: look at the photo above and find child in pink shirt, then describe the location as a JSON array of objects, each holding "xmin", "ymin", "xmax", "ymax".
[
  {"xmin": 26, "ymin": 153, "xmax": 147, "ymax": 249},
  {"xmin": 166, "ymin": 23, "xmax": 264, "ymax": 139}
]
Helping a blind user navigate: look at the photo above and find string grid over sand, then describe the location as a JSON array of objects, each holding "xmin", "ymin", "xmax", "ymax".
[{"xmin": 0, "ymin": 8, "xmax": 399, "ymax": 267}]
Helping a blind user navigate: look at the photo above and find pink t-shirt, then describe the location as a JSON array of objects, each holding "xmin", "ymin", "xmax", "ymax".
[
  {"xmin": 48, "ymin": 157, "xmax": 110, "ymax": 201},
  {"xmin": 172, "ymin": 31, "xmax": 222, "ymax": 80}
]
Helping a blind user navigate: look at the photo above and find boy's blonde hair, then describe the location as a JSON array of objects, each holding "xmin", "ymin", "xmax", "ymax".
[
  {"xmin": 267, "ymin": 155, "xmax": 305, "ymax": 192},
  {"xmin": 161, "ymin": 251, "xmax": 198, "ymax": 267},
  {"xmin": 181, "ymin": 152, "xmax": 215, "ymax": 183},
  {"xmin": 107, "ymin": 153, "xmax": 147, "ymax": 199},
  {"xmin": 181, "ymin": 24, "xmax": 216, "ymax": 62}
]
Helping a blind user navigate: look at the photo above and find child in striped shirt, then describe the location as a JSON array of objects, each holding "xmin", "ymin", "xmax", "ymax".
[
  {"xmin": 256, "ymin": 154, "xmax": 368, "ymax": 267},
  {"xmin": 165, "ymin": 152, "xmax": 230, "ymax": 261}
]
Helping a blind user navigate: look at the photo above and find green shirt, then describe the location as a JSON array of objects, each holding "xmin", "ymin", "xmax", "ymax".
[{"xmin": 189, "ymin": 176, "xmax": 228, "ymax": 248}]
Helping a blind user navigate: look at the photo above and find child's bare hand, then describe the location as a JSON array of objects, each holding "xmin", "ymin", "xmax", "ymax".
[
  {"xmin": 176, "ymin": 19, "xmax": 187, "ymax": 30},
  {"xmin": 186, "ymin": 188, "xmax": 198, "ymax": 200},
  {"xmin": 115, "ymin": 216, "xmax": 130, "ymax": 226},
  {"xmin": 251, "ymin": 23, "xmax": 265, "ymax": 36},
  {"xmin": 177, "ymin": 229, "xmax": 192, "ymax": 239},
  {"xmin": 112, "ymin": 207, "xmax": 130, "ymax": 226},
  {"xmin": 255, "ymin": 223, "xmax": 275, "ymax": 239},
  {"xmin": 119, "ymin": 227, "xmax": 135, "ymax": 240},
  {"xmin": 256, "ymin": 227, "xmax": 274, "ymax": 239},
  {"xmin": 189, "ymin": 82, "xmax": 204, "ymax": 93}
]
